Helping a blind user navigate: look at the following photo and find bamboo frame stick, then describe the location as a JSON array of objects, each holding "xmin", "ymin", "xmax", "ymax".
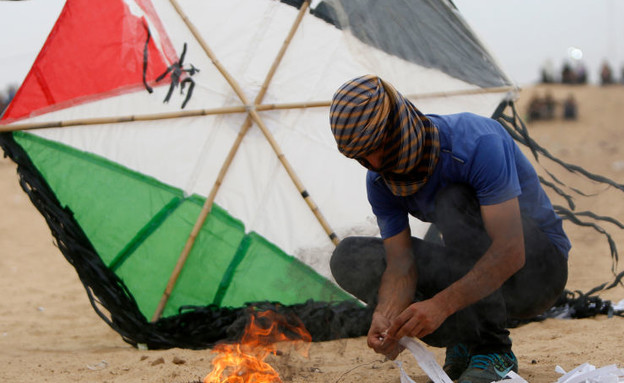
[
  {"xmin": 255, "ymin": 85, "xmax": 516, "ymax": 110},
  {"xmin": 0, "ymin": 105, "xmax": 249, "ymax": 133},
  {"xmin": 252, "ymin": 85, "xmax": 516, "ymax": 110},
  {"xmin": 151, "ymin": 0, "xmax": 313, "ymax": 322},
  {"xmin": 1, "ymin": 86, "xmax": 515, "ymax": 133},
  {"xmin": 407, "ymin": 85, "xmax": 517, "ymax": 100}
]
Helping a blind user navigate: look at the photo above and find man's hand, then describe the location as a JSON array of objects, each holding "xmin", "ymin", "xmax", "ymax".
[
  {"xmin": 367, "ymin": 312, "xmax": 405, "ymax": 360},
  {"xmin": 387, "ymin": 298, "xmax": 449, "ymax": 340},
  {"xmin": 365, "ymin": 228, "xmax": 416, "ymax": 359}
]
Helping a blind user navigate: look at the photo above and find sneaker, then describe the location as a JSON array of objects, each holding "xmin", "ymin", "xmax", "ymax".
[
  {"xmin": 427, "ymin": 343, "xmax": 470, "ymax": 383},
  {"xmin": 458, "ymin": 352, "xmax": 518, "ymax": 383}
]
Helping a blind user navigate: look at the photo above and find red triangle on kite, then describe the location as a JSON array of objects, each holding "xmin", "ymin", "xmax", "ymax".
[{"xmin": 2, "ymin": 0, "xmax": 176, "ymax": 122}]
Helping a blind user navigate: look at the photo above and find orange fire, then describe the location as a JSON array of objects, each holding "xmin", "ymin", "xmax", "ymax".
[{"xmin": 204, "ymin": 310, "xmax": 312, "ymax": 383}]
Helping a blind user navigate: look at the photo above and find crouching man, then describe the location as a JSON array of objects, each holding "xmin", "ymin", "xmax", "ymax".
[{"xmin": 328, "ymin": 75, "xmax": 570, "ymax": 383}]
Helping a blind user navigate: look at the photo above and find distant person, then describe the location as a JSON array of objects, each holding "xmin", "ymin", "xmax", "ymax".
[
  {"xmin": 540, "ymin": 60, "xmax": 556, "ymax": 84},
  {"xmin": 543, "ymin": 91, "xmax": 556, "ymax": 119},
  {"xmin": 574, "ymin": 63, "xmax": 587, "ymax": 84},
  {"xmin": 527, "ymin": 92, "xmax": 555, "ymax": 122},
  {"xmin": 563, "ymin": 94, "xmax": 578, "ymax": 120},
  {"xmin": 527, "ymin": 94, "xmax": 543, "ymax": 122},
  {"xmin": 0, "ymin": 86, "xmax": 10, "ymax": 116},
  {"xmin": 329, "ymin": 75, "xmax": 570, "ymax": 383},
  {"xmin": 600, "ymin": 62, "xmax": 614, "ymax": 85},
  {"xmin": 0, "ymin": 94, "xmax": 6, "ymax": 117},
  {"xmin": 561, "ymin": 63, "xmax": 576, "ymax": 84}
]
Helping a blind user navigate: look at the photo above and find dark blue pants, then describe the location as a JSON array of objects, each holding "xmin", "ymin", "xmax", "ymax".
[{"xmin": 330, "ymin": 184, "xmax": 568, "ymax": 354}]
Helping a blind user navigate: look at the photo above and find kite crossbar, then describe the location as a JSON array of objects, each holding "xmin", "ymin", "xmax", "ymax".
[
  {"xmin": 0, "ymin": 106, "xmax": 248, "ymax": 133},
  {"xmin": 0, "ymin": 87, "xmax": 514, "ymax": 133}
]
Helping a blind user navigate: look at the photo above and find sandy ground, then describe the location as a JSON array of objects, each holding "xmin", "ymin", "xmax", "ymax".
[{"xmin": 1, "ymin": 84, "xmax": 624, "ymax": 382}]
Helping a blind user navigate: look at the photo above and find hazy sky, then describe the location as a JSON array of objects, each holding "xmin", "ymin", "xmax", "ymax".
[
  {"xmin": 1, "ymin": 0, "xmax": 623, "ymax": 92},
  {"xmin": 454, "ymin": 0, "xmax": 624, "ymax": 85}
]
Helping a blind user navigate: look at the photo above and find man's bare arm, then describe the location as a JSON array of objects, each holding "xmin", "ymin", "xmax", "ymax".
[
  {"xmin": 366, "ymin": 227, "xmax": 417, "ymax": 358},
  {"xmin": 376, "ymin": 227, "xmax": 418, "ymax": 319},
  {"xmin": 435, "ymin": 197, "xmax": 525, "ymax": 315},
  {"xmin": 388, "ymin": 197, "xmax": 525, "ymax": 340}
]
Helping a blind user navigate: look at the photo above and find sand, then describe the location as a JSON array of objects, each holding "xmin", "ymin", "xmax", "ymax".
[{"xmin": 1, "ymin": 84, "xmax": 623, "ymax": 383}]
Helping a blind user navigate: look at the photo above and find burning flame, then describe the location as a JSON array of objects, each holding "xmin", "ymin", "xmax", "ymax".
[{"xmin": 204, "ymin": 309, "xmax": 312, "ymax": 383}]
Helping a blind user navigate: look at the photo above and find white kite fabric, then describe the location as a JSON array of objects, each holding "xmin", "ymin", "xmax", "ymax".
[
  {"xmin": 397, "ymin": 337, "xmax": 527, "ymax": 383},
  {"xmin": 398, "ymin": 337, "xmax": 624, "ymax": 383},
  {"xmin": 556, "ymin": 363, "xmax": 624, "ymax": 383},
  {"xmin": 398, "ymin": 337, "xmax": 454, "ymax": 383}
]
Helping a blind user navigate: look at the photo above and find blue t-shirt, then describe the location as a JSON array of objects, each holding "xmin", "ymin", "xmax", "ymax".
[{"xmin": 367, "ymin": 112, "xmax": 571, "ymax": 257}]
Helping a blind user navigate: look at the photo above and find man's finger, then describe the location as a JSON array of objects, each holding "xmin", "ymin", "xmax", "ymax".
[
  {"xmin": 396, "ymin": 317, "xmax": 421, "ymax": 339},
  {"xmin": 391, "ymin": 310, "xmax": 422, "ymax": 339},
  {"xmin": 387, "ymin": 343, "xmax": 406, "ymax": 360},
  {"xmin": 387, "ymin": 312, "xmax": 410, "ymax": 338},
  {"xmin": 379, "ymin": 337, "xmax": 401, "ymax": 356}
]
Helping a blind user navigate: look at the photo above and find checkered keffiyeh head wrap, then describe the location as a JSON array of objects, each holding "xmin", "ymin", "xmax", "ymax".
[{"xmin": 330, "ymin": 75, "xmax": 440, "ymax": 196}]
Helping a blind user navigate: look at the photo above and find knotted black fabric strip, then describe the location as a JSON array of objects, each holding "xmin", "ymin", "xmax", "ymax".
[{"xmin": 493, "ymin": 99, "xmax": 624, "ymax": 298}]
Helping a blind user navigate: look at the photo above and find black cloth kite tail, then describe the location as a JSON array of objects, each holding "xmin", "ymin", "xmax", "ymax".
[
  {"xmin": 506, "ymin": 288, "xmax": 624, "ymax": 328},
  {"xmin": 497, "ymin": 100, "xmax": 624, "ymax": 193},
  {"xmin": 493, "ymin": 100, "xmax": 624, "ymax": 297},
  {"xmin": 553, "ymin": 205, "xmax": 619, "ymax": 269},
  {"xmin": 574, "ymin": 210, "xmax": 624, "ymax": 230},
  {"xmin": 538, "ymin": 175, "xmax": 576, "ymax": 210}
]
